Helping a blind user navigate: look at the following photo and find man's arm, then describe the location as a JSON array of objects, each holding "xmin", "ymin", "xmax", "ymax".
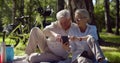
[{"xmin": 43, "ymin": 28, "xmax": 57, "ymax": 38}]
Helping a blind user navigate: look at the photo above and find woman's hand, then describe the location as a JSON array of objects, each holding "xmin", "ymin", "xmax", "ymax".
[
  {"xmin": 69, "ymin": 36, "xmax": 79, "ymax": 41},
  {"xmin": 69, "ymin": 36, "xmax": 89, "ymax": 41},
  {"xmin": 81, "ymin": 36, "xmax": 89, "ymax": 41}
]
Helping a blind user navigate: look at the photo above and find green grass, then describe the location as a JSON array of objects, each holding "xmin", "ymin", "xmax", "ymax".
[
  {"xmin": 101, "ymin": 46, "xmax": 120, "ymax": 63},
  {"xmin": 14, "ymin": 43, "xmax": 26, "ymax": 56},
  {"xmin": 100, "ymin": 29, "xmax": 120, "ymax": 43},
  {"xmin": 99, "ymin": 29, "xmax": 120, "ymax": 63},
  {"xmin": 100, "ymin": 32, "xmax": 120, "ymax": 43},
  {"xmin": 104, "ymin": 52, "xmax": 120, "ymax": 63}
]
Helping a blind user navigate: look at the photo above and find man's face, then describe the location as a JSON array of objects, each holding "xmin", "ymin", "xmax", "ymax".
[{"xmin": 59, "ymin": 17, "xmax": 71, "ymax": 30}]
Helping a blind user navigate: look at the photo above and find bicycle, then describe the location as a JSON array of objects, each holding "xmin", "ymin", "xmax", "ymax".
[
  {"xmin": 3, "ymin": 16, "xmax": 37, "ymax": 47},
  {"xmin": 3, "ymin": 5, "xmax": 52, "ymax": 48}
]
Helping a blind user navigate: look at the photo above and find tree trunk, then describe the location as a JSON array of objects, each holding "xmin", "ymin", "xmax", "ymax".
[
  {"xmin": 85, "ymin": 0, "xmax": 96, "ymax": 25},
  {"xmin": 68, "ymin": 0, "xmax": 75, "ymax": 22},
  {"xmin": 104, "ymin": 0, "xmax": 113, "ymax": 33},
  {"xmin": 12, "ymin": 0, "xmax": 16, "ymax": 23},
  {"xmin": 115, "ymin": 0, "xmax": 120, "ymax": 35},
  {"xmin": 65, "ymin": 0, "xmax": 87, "ymax": 22},
  {"xmin": 70, "ymin": 0, "xmax": 86, "ymax": 11},
  {"xmin": 57, "ymin": 0, "xmax": 65, "ymax": 12},
  {"xmin": 65, "ymin": 0, "xmax": 97, "ymax": 24},
  {"xmin": 85, "ymin": 0, "xmax": 102, "ymax": 43},
  {"xmin": 20, "ymin": 0, "xmax": 24, "ymax": 16}
]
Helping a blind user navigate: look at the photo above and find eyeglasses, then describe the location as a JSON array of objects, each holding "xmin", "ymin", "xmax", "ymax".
[{"xmin": 76, "ymin": 17, "xmax": 87, "ymax": 22}]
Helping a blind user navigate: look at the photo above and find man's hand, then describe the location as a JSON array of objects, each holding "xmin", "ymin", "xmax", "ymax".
[
  {"xmin": 62, "ymin": 42, "xmax": 70, "ymax": 52},
  {"xmin": 55, "ymin": 34, "xmax": 62, "ymax": 42}
]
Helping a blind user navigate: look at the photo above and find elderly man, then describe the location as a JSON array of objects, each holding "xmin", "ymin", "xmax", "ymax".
[{"xmin": 25, "ymin": 9, "xmax": 77, "ymax": 63}]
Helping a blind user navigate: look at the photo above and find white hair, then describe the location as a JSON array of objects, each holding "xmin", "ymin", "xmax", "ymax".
[
  {"xmin": 56, "ymin": 9, "xmax": 70, "ymax": 20},
  {"xmin": 75, "ymin": 9, "xmax": 90, "ymax": 19}
]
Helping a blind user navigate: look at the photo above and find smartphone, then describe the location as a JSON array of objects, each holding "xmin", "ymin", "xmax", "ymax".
[{"xmin": 61, "ymin": 36, "xmax": 69, "ymax": 43}]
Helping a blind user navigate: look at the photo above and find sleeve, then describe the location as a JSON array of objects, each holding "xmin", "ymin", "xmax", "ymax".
[
  {"xmin": 43, "ymin": 23, "xmax": 56, "ymax": 38},
  {"xmin": 88, "ymin": 25, "xmax": 98, "ymax": 40}
]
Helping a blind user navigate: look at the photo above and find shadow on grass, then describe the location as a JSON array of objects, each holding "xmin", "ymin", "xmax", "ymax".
[{"xmin": 98, "ymin": 38, "xmax": 120, "ymax": 47}]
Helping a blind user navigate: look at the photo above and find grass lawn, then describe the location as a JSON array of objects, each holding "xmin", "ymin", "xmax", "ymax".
[
  {"xmin": 100, "ymin": 32, "xmax": 120, "ymax": 44},
  {"xmin": 99, "ymin": 30, "xmax": 120, "ymax": 63},
  {"xmin": 0, "ymin": 30, "xmax": 120, "ymax": 63},
  {"xmin": 101, "ymin": 46, "xmax": 120, "ymax": 63}
]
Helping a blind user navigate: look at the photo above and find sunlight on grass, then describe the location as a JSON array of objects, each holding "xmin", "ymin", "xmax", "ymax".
[
  {"xmin": 101, "ymin": 46, "xmax": 120, "ymax": 52},
  {"xmin": 14, "ymin": 43, "xmax": 26, "ymax": 56},
  {"xmin": 100, "ymin": 29, "xmax": 120, "ymax": 43},
  {"xmin": 14, "ymin": 48, "xmax": 25, "ymax": 56},
  {"xmin": 0, "ymin": 37, "xmax": 17, "ymax": 46},
  {"xmin": 104, "ymin": 51, "xmax": 120, "ymax": 63},
  {"xmin": 101, "ymin": 46, "xmax": 120, "ymax": 63},
  {"xmin": 100, "ymin": 32, "xmax": 120, "ymax": 43}
]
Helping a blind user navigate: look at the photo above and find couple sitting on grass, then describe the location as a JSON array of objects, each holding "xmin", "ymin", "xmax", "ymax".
[{"xmin": 25, "ymin": 9, "xmax": 108, "ymax": 63}]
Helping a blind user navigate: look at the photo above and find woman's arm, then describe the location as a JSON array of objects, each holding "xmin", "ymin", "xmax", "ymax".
[
  {"xmin": 69, "ymin": 36, "xmax": 88, "ymax": 41},
  {"xmin": 88, "ymin": 25, "xmax": 98, "ymax": 40}
]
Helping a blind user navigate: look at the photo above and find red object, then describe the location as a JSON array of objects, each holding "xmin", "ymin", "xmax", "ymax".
[
  {"xmin": 0, "ymin": 54, "xmax": 2, "ymax": 63},
  {"xmin": 0, "ymin": 54, "xmax": 5, "ymax": 63},
  {"xmin": 79, "ymin": 37, "xmax": 82, "ymax": 41}
]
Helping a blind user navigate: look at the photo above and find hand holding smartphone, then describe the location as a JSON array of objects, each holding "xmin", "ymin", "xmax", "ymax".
[{"xmin": 61, "ymin": 36, "xmax": 70, "ymax": 52}]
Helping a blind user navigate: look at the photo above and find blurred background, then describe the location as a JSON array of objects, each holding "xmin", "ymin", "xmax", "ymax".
[{"xmin": 0, "ymin": 0, "xmax": 120, "ymax": 63}]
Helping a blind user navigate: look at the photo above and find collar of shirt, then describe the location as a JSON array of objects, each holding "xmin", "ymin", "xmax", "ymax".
[{"xmin": 57, "ymin": 21, "xmax": 72, "ymax": 35}]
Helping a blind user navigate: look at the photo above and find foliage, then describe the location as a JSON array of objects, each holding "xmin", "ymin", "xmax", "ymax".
[
  {"xmin": 94, "ymin": 4, "xmax": 105, "ymax": 32},
  {"xmin": 94, "ymin": 0, "xmax": 117, "ymax": 32},
  {"xmin": 0, "ymin": 0, "xmax": 12, "ymax": 31},
  {"xmin": 0, "ymin": 0, "xmax": 57, "ymax": 32},
  {"xmin": 38, "ymin": 0, "xmax": 57, "ymax": 21}
]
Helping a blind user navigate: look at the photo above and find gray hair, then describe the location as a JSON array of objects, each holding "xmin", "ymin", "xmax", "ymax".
[
  {"xmin": 75, "ymin": 9, "xmax": 90, "ymax": 19},
  {"xmin": 56, "ymin": 9, "xmax": 71, "ymax": 20}
]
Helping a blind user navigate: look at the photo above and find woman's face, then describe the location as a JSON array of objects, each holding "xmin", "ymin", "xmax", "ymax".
[
  {"xmin": 75, "ymin": 13, "xmax": 88, "ymax": 27},
  {"xmin": 59, "ymin": 17, "xmax": 71, "ymax": 30}
]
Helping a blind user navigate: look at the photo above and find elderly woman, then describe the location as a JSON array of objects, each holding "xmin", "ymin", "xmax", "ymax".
[{"xmin": 68, "ymin": 9, "xmax": 107, "ymax": 63}]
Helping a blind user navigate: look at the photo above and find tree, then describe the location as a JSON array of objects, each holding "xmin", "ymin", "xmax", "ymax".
[
  {"xmin": 70, "ymin": 0, "xmax": 86, "ymax": 10},
  {"xmin": 85, "ymin": 0, "xmax": 96, "ymax": 25},
  {"xmin": 12, "ymin": 0, "xmax": 17, "ymax": 23},
  {"xmin": 57, "ymin": 0, "xmax": 65, "ymax": 12},
  {"xmin": 104, "ymin": 0, "xmax": 113, "ymax": 33},
  {"xmin": 65, "ymin": 0, "xmax": 87, "ymax": 22},
  {"xmin": 12, "ymin": 0, "xmax": 24, "ymax": 23},
  {"xmin": 1, "ymin": 0, "xmax": 12, "ymax": 24},
  {"xmin": 65, "ymin": 0, "xmax": 96, "ymax": 24},
  {"xmin": 19, "ymin": 0, "xmax": 24, "ymax": 16},
  {"xmin": 115, "ymin": 0, "xmax": 120, "ymax": 35}
]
